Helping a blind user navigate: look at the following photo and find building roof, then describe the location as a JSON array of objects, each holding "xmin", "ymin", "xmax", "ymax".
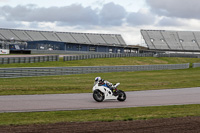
[{"xmin": 0, "ymin": 28, "xmax": 127, "ymax": 46}]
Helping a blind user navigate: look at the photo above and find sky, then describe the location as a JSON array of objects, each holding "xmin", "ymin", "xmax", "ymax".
[{"xmin": 1, "ymin": 0, "xmax": 200, "ymax": 46}]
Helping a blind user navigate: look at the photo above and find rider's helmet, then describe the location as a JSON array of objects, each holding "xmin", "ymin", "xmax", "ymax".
[{"xmin": 95, "ymin": 77, "xmax": 101, "ymax": 82}]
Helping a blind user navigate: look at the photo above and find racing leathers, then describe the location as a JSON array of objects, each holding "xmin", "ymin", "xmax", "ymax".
[{"xmin": 97, "ymin": 79, "xmax": 118, "ymax": 95}]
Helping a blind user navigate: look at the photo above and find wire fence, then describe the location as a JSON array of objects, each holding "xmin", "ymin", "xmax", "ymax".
[{"xmin": 0, "ymin": 63, "xmax": 190, "ymax": 78}]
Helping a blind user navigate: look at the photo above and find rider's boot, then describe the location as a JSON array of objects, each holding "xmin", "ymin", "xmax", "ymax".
[{"xmin": 113, "ymin": 88, "xmax": 118, "ymax": 96}]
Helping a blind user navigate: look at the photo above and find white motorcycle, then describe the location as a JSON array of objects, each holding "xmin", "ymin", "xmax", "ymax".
[{"xmin": 92, "ymin": 82, "xmax": 126, "ymax": 102}]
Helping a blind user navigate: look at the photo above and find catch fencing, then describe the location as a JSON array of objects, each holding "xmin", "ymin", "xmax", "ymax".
[
  {"xmin": 0, "ymin": 55, "xmax": 59, "ymax": 64},
  {"xmin": 0, "ymin": 63, "xmax": 189, "ymax": 78}
]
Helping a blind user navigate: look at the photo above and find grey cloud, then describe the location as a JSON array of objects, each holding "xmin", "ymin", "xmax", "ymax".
[
  {"xmin": 0, "ymin": 1, "xmax": 179, "ymax": 28},
  {"xmin": 0, "ymin": 4, "xmax": 98, "ymax": 25},
  {"xmin": 0, "ymin": 19, "xmax": 23, "ymax": 28},
  {"xmin": 146, "ymin": 0, "xmax": 200, "ymax": 19},
  {"xmin": 157, "ymin": 17, "xmax": 186, "ymax": 26},
  {"xmin": 126, "ymin": 11, "xmax": 156, "ymax": 26},
  {"xmin": 0, "ymin": 2, "xmax": 129, "ymax": 27},
  {"xmin": 99, "ymin": 2, "xmax": 126, "ymax": 26}
]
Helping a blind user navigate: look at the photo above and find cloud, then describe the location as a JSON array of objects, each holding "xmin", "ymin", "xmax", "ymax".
[
  {"xmin": 157, "ymin": 17, "xmax": 186, "ymax": 26},
  {"xmin": 0, "ymin": 0, "xmax": 9, "ymax": 2},
  {"xmin": 126, "ymin": 9, "xmax": 156, "ymax": 26},
  {"xmin": 0, "ymin": 2, "xmax": 131, "ymax": 27},
  {"xmin": 146, "ymin": 0, "xmax": 200, "ymax": 19},
  {"xmin": 0, "ymin": 4, "xmax": 98, "ymax": 25},
  {"xmin": 99, "ymin": 2, "xmax": 126, "ymax": 26},
  {"xmin": 0, "ymin": 1, "xmax": 191, "ymax": 31},
  {"xmin": 0, "ymin": 18, "xmax": 23, "ymax": 28}
]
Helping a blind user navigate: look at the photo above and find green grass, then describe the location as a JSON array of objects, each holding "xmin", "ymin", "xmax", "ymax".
[
  {"xmin": 0, "ymin": 57, "xmax": 200, "ymax": 126},
  {"xmin": 1, "ymin": 56, "xmax": 200, "ymax": 95},
  {"xmin": 0, "ymin": 104, "xmax": 200, "ymax": 125},
  {"xmin": 0, "ymin": 57, "xmax": 200, "ymax": 68},
  {"xmin": 1, "ymin": 67, "xmax": 200, "ymax": 95}
]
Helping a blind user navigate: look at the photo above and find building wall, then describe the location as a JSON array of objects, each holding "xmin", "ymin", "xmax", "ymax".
[
  {"xmin": 27, "ymin": 40, "xmax": 125, "ymax": 53},
  {"xmin": 27, "ymin": 41, "xmax": 65, "ymax": 50}
]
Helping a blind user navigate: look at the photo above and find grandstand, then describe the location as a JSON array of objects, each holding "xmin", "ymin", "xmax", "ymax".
[
  {"xmin": 0, "ymin": 28, "xmax": 138, "ymax": 54},
  {"xmin": 141, "ymin": 30, "xmax": 200, "ymax": 52}
]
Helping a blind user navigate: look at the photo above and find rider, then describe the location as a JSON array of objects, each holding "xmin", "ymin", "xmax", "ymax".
[{"xmin": 94, "ymin": 77, "xmax": 118, "ymax": 95}]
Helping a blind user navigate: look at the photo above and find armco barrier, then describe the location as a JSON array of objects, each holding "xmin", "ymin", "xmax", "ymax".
[
  {"xmin": 63, "ymin": 53, "xmax": 200, "ymax": 61},
  {"xmin": 157, "ymin": 53, "xmax": 200, "ymax": 58},
  {"xmin": 63, "ymin": 53, "xmax": 153, "ymax": 61},
  {"xmin": 0, "ymin": 63, "xmax": 189, "ymax": 78},
  {"xmin": 0, "ymin": 55, "xmax": 59, "ymax": 64},
  {"xmin": 193, "ymin": 63, "xmax": 200, "ymax": 68}
]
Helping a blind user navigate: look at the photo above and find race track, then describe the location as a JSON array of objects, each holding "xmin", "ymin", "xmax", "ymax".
[{"xmin": 0, "ymin": 87, "xmax": 200, "ymax": 113}]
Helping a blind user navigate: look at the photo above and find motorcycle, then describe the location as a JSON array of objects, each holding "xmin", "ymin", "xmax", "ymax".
[{"xmin": 92, "ymin": 82, "xmax": 126, "ymax": 102}]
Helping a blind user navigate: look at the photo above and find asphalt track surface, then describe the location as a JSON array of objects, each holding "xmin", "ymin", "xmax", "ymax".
[{"xmin": 0, "ymin": 87, "xmax": 200, "ymax": 113}]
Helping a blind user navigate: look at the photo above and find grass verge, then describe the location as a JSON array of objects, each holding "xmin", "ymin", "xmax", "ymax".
[
  {"xmin": 0, "ymin": 104, "xmax": 200, "ymax": 125},
  {"xmin": 0, "ymin": 57, "xmax": 200, "ymax": 68},
  {"xmin": 1, "ymin": 68, "xmax": 200, "ymax": 95}
]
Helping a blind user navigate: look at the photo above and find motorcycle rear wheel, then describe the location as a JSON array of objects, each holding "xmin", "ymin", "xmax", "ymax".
[
  {"xmin": 117, "ymin": 90, "xmax": 126, "ymax": 101},
  {"xmin": 93, "ymin": 90, "xmax": 105, "ymax": 102}
]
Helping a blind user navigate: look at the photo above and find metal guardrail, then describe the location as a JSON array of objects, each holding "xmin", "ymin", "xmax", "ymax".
[
  {"xmin": 63, "ymin": 53, "xmax": 200, "ymax": 61},
  {"xmin": 63, "ymin": 53, "xmax": 153, "ymax": 61},
  {"xmin": 193, "ymin": 63, "xmax": 200, "ymax": 68},
  {"xmin": 0, "ymin": 55, "xmax": 59, "ymax": 64},
  {"xmin": 0, "ymin": 63, "xmax": 190, "ymax": 78},
  {"xmin": 157, "ymin": 53, "xmax": 200, "ymax": 58}
]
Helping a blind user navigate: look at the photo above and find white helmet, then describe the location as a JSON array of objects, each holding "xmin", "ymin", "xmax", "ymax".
[{"xmin": 95, "ymin": 77, "xmax": 101, "ymax": 82}]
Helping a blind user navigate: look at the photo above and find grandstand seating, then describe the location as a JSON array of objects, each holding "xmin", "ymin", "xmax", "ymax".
[
  {"xmin": 24, "ymin": 30, "xmax": 46, "ymax": 41},
  {"xmin": 0, "ymin": 34, "xmax": 5, "ymax": 40},
  {"xmin": 160, "ymin": 31, "xmax": 183, "ymax": 50},
  {"xmin": 11, "ymin": 30, "xmax": 32, "ymax": 41},
  {"xmin": 0, "ymin": 29, "xmax": 21, "ymax": 41},
  {"xmin": 55, "ymin": 32, "xmax": 77, "ymax": 43},
  {"xmin": 101, "ymin": 34, "xmax": 120, "ymax": 45},
  {"xmin": 147, "ymin": 30, "xmax": 169, "ymax": 50},
  {"xmin": 116, "ymin": 35, "xmax": 127, "ymax": 45},
  {"xmin": 140, "ymin": 30, "xmax": 156, "ymax": 49},
  {"xmin": 178, "ymin": 31, "xmax": 199, "ymax": 50},
  {"xmin": 0, "ymin": 28, "xmax": 126, "ymax": 46},
  {"xmin": 141, "ymin": 30, "xmax": 200, "ymax": 51},
  {"xmin": 70, "ymin": 33, "xmax": 91, "ymax": 44},
  {"xmin": 40, "ymin": 31, "xmax": 61, "ymax": 42},
  {"xmin": 193, "ymin": 32, "xmax": 200, "ymax": 46},
  {"xmin": 86, "ymin": 34, "xmax": 106, "ymax": 45}
]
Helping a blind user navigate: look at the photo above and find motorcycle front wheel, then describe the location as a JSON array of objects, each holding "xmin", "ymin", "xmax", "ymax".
[
  {"xmin": 93, "ymin": 90, "xmax": 105, "ymax": 102},
  {"xmin": 117, "ymin": 90, "xmax": 126, "ymax": 102}
]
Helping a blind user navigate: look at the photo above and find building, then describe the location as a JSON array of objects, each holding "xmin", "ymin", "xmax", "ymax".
[{"xmin": 0, "ymin": 28, "xmax": 139, "ymax": 54}]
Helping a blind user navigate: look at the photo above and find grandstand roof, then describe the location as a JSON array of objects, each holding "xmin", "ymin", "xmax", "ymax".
[
  {"xmin": 141, "ymin": 29, "xmax": 200, "ymax": 52},
  {"xmin": 0, "ymin": 28, "xmax": 126, "ymax": 46}
]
